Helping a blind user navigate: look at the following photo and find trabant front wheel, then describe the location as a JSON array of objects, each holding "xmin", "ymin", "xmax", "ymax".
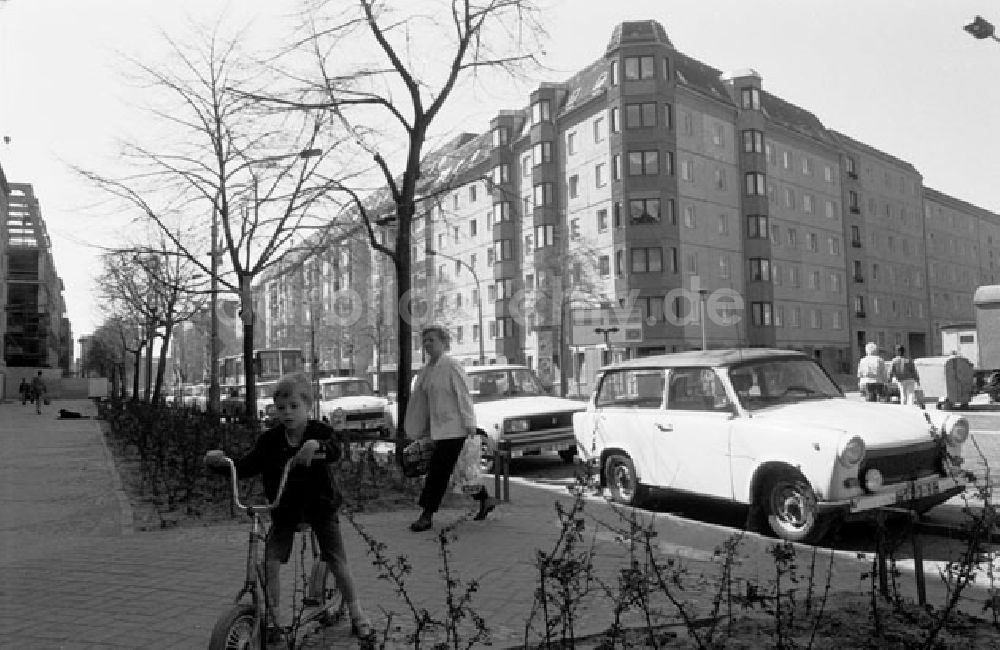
[
  {"xmin": 604, "ymin": 453, "xmax": 644, "ymax": 507},
  {"xmin": 761, "ymin": 471, "xmax": 828, "ymax": 544}
]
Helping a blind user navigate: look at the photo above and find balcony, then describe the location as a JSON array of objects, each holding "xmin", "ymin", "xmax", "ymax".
[
  {"xmin": 851, "ymin": 240, "xmax": 862, "ymax": 248},
  {"xmin": 847, "ymin": 171, "xmax": 858, "ymax": 180},
  {"xmin": 849, "ymin": 206, "xmax": 860, "ymax": 214},
  {"xmin": 853, "ymin": 275, "xmax": 865, "ymax": 283},
  {"xmin": 855, "ymin": 310, "xmax": 866, "ymax": 318}
]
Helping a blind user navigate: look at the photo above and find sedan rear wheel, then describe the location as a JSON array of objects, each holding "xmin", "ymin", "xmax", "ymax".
[
  {"xmin": 604, "ymin": 453, "xmax": 643, "ymax": 507},
  {"xmin": 761, "ymin": 471, "xmax": 828, "ymax": 544}
]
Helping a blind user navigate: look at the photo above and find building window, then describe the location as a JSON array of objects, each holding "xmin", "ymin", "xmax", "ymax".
[
  {"xmin": 811, "ymin": 309, "xmax": 822, "ymax": 329},
  {"xmin": 741, "ymin": 87, "xmax": 760, "ymax": 110},
  {"xmin": 612, "ymin": 154, "xmax": 621, "ymax": 180},
  {"xmin": 532, "ymin": 141, "xmax": 552, "ymax": 166},
  {"xmin": 568, "ymin": 175, "xmax": 579, "ymax": 199},
  {"xmin": 664, "ymin": 198, "xmax": 676, "ymax": 225},
  {"xmin": 533, "ymin": 183, "xmax": 554, "ymax": 206},
  {"xmin": 747, "ymin": 214, "xmax": 768, "ymax": 238},
  {"xmin": 593, "ymin": 116, "xmax": 606, "ymax": 142},
  {"xmin": 624, "ymin": 55, "xmax": 655, "ymax": 80},
  {"xmin": 745, "ymin": 172, "xmax": 766, "ymax": 196},
  {"xmin": 493, "ymin": 201, "xmax": 510, "ymax": 222},
  {"xmin": 663, "ymin": 103, "xmax": 673, "ymax": 129},
  {"xmin": 774, "ymin": 305, "xmax": 784, "ymax": 327},
  {"xmin": 668, "ymin": 247, "xmax": 678, "ymax": 273},
  {"xmin": 625, "ymin": 102, "xmax": 657, "ymax": 128},
  {"xmin": 534, "ymin": 224, "xmax": 555, "ymax": 248},
  {"xmin": 789, "ymin": 306, "xmax": 801, "ymax": 328},
  {"xmin": 719, "ymin": 255, "xmax": 731, "ymax": 279},
  {"xmin": 629, "ymin": 198, "xmax": 660, "ymax": 224},
  {"xmin": 469, "ymin": 185, "xmax": 477, "ymax": 202},
  {"xmin": 531, "ymin": 99, "xmax": 551, "ymax": 124},
  {"xmin": 570, "ymin": 218, "xmax": 580, "ymax": 239},
  {"xmin": 782, "ymin": 150, "xmax": 791, "ymax": 169},
  {"xmin": 801, "ymin": 157, "xmax": 812, "ymax": 176},
  {"xmin": 787, "ymin": 228, "xmax": 797, "ymax": 247},
  {"xmin": 685, "ymin": 252, "xmax": 698, "ymax": 274},
  {"xmin": 631, "ymin": 247, "xmax": 663, "ymax": 273},
  {"xmin": 492, "ymin": 164, "xmax": 510, "ymax": 185},
  {"xmin": 803, "ymin": 194, "xmax": 813, "ymax": 213},
  {"xmin": 828, "ymin": 237, "xmax": 840, "ymax": 255},
  {"xmin": 749, "ymin": 257, "xmax": 771, "ymax": 282},
  {"xmin": 595, "ymin": 163, "xmax": 607, "ymax": 187},
  {"xmin": 742, "ymin": 129, "xmax": 764, "ymax": 153},
  {"xmin": 497, "ymin": 317, "xmax": 514, "ymax": 339},
  {"xmin": 494, "ymin": 239, "xmax": 513, "ymax": 261},
  {"xmin": 613, "ymin": 201, "xmax": 622, "ymax": 228},
  {"xmin": 751, "ymin": 302, "xmax": 773, "ymax": 326},
  {"xmin": 712, "ymin": 123, "xmax": 725, "ymax": 147},
  {"xmin": 628, "ymin": 150, "xmax": 659, "ymax": 176},
  {"xmin": 486, "ymin": 248, "xmax": 495, "ymax": 265},
  {"xmin": 683, "ymin": 205, "xmax": 696, "ymax": 228},
  {"xmin": 784, "ymin": 187, "xmax": 794, "ymax": 208},
  {"xmin": 492, "ymin": 126, "xmax": 509, "ymax": 147},
  {"xmin": 681, "ymin": 159, "xmax": 694, "ymax": 182},
  {"xmin": 714, "ymin": 167, "xmax": 727, "ymax": 190},
  {"xmin": 824, "ymin": 165, "xmax": 833, "ymax": 183},
  {"xmin": 610, "ymin": 107, "xmax": 620, "ymax": 133},
  {"xmin": 599, "ymin": 255, "xmax": 610, "ymax": 277},
  {"xmin": 470, "ymin": 219, "xmax": 477, "ymax": 237},
  {"xmin": 520, "ymin": 154, "xmax": 531, "ymax": 177},
  {"xmin": 717, "ymin": 214, "xmax": 729, "ymax": 235},
  {"xmin": 845, "ymin": 156, "xmax": 857, "ymax": 177},
  {"xmin": 832, "ymin": 311, "xmax": 842, "ymax": 329},
  {"xmin": 849, "ymin": 190, "xmax": 860, "ymax": 212},
  {"xmin": 807, "ymin": 232, "xmax": 818, "ymax": 252},
  {"xmin": 597, "ymin": 209, "xmax": 609, "ymax": 232},
  {"xmin": 567, "ymin": 132, "xmax": 576, "ymax": 155},
  {"xmin": 615, "ymin": 250, "xmax": 623, "ymax": 276}
]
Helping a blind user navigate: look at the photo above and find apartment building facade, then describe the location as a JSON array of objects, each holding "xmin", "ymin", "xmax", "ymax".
[
  {"xmin": 1, "ymin": 180, "xmax": 72, "ymax": 376},
  {"xmin": 252, "ymin": 19, "xmax": 999, "ymax": 393}
]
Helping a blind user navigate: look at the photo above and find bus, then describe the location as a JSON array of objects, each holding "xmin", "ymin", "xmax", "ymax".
[{"xmin": 218, "ymin": 348, "xmax": 304, "ymax": 388}]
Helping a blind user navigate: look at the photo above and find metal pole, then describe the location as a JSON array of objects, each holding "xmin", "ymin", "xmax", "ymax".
[
  {"xmin": 311, "ymin": 302, "xmax": 318, "ymax": 419},
  {"xmin": 699, "ymin": 289, "xmax": 709, "ymax": 351}
]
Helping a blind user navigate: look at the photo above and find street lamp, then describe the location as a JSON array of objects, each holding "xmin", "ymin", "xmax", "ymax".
[
  {"xmin": 698, "ymin": 289, "xmax": 710, "ymax": 351},
  {"xmin": 426, "ymin": 247, "xmax": 485, "ymax": 365},
  {"xmin": 307, "ymin": 285, "xmax": 321, "ymax": 420},
  {"xmin": 595, "ymin": 326, "xmax": 619, "ymax": 366},
  {"xmin": 964, "ymin": 15, "xmax": 999, "ymax": 41}
]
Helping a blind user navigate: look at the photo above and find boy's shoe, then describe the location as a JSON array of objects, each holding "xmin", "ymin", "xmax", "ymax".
[
  {"xmin": 474, "ymin": 496, "xmax": 498, "ymax": 521},
  {"xmin": 351, "ymin": 616, "xmax": 374, "ymax": 638}
]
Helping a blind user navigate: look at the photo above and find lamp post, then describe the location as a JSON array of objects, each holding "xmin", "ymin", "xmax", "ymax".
[
  {"xmin": 964, "ymin": 15, "xmax": 1000, "ymax": 41},
  {"xmin": 698, "ymin": 289, "xmax": 709, "ymax": 351},
  {"xmin": 595, "ymin": 326, "xmax": 619, "ymax": 366},
  {"xmin": 307, "ymin": 285, "xmax": 321, "ymax": 420},
  {"xmin": 427, "ymin": 248, "xmax": 485, "ymax": 365}
]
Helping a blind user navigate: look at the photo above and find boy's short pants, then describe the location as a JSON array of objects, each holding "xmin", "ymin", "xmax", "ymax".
[{"xmin": 265, "ymin": 509, "xmax": 347, "ymax": 565}]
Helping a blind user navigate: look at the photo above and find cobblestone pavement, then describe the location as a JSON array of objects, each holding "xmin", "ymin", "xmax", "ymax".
[{"xmin": 2, "ymin": 399, "xmax": 1000, "ymax": 648}]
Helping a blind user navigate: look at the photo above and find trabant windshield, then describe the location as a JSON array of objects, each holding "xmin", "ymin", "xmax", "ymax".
[
  {"xmin": 320, "ymin": 380, "xmax": 374, "ymax": 400},
  {"xmin": 467, "ymin": 368, "xmax": 545, "ymax": 402},
  {"xmin": 728, "ymin": 358, "xmax": 842, "ymax": 410}
]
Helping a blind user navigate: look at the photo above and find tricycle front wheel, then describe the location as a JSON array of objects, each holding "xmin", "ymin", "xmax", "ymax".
[{"xmin": 208, "ymin": 603, "xmax": 260, "ymax": 650}]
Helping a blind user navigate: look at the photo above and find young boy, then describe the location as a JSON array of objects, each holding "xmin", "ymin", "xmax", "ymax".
[{"xmin": 205, "ymin": 372, "xmax": 371, "ymax": 639}]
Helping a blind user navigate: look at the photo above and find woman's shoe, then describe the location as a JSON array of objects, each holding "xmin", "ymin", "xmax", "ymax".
[
  {"xmin": 474, "ymin": 496, "xmax": 497, "ymax": 521},
  {"xmin": 409, "ymin": 515, "xmax": 433, "ymax": 532}
]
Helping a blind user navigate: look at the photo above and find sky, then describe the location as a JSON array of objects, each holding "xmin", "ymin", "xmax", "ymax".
[{"xmin": 2, "ymin": 0, "xmax": 999, "ymax": 354}]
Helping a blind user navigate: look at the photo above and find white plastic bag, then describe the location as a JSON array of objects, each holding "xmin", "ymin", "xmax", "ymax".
[{"xmin": 450, "ymin": 435, "xmax": 484, "ymax": 495}]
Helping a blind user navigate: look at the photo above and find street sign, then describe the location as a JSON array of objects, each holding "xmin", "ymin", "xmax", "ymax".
[{"xmin": 570, "ymin": 308, "xmax": 643, "ymax": 346}]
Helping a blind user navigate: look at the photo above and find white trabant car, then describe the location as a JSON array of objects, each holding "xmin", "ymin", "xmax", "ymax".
[
  {"xmin": 317, "ymin": 377, "xmax": 390, "ymax": 438},
  {"xmin": 574, "ymin": 349, "xmax": 972, "ymax": 543},
  {"xmin": 386, "ymin": 364, "xmax": 585, "ymax": 464}
]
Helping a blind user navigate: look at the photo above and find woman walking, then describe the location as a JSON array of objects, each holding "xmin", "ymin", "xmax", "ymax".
[{"xmin": 408, "ymin": 324, "xmax": 497, "ymax": 532}]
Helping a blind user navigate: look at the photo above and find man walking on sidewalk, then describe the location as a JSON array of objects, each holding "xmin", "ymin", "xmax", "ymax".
[{"xmin": 31, "ymin": 371, "xmax": 47, "ymax": 415}]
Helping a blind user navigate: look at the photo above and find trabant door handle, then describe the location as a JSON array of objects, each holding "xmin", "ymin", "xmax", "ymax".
[{"xmin": 656, "ymin": 423, "xmax": 673, "ymax": 432}]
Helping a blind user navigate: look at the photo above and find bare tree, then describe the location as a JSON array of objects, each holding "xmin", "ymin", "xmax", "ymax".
[
  {"xmin": 77, "ymin": 21, "xmax": 348, "ymax": 416},
  {"xmin": 263, "ymin": 0, "xmax": 545, "ymax": 443}
]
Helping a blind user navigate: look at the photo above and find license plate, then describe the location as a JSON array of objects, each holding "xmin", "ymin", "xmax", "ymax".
[{"xmin": 896, "ymin": 480, "xmax": 941, "ymax": 502}]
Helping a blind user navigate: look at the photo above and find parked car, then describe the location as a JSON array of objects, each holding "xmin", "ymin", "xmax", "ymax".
[
  {"xmin": 573, "ymin": 348, "xmax": 972, "ymax": 543},
  {"xmin": 318, "ymin": 377, "xmax": 390, "ymax": 438},
  {"xmin": 386, "ymin": 364, "xmax": 585, "ymax": 465}
]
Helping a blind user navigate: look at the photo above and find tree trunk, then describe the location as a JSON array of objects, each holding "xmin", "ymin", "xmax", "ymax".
[
  {"xmin": 153, "ymin": 325, "xmax": 173, "ymax": 404},
  {"xmin": 132, "ymin": 347, "xmax": 143, "ymax": 401},
  {"xmin": 395, "ymin": 201, "xmax": 413, "ymax": 455},
  {"xmin": 239, "ymin": 273, "xmax": 257, "ymax": 420}
]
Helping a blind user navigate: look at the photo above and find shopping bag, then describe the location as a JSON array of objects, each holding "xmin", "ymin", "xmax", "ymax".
[
  {"xmin": 403, "ymin": 378, "xmax": 429, "ymax": 440},
  {"xmin": 450, "ymin": 435, "xmax": 484, "ymax": 495},
  {"xmin": 401, "ymin": 438, "xmax": 436, "ymax": 478}
]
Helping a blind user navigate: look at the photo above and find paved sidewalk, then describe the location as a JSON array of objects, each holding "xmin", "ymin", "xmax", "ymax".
[{"xmin": 2, "ymin": 399, "xmax": 1000, "ymax": 648}]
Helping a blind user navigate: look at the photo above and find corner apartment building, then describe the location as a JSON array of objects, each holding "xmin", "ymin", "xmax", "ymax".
[
  {"xmin": 255, "ymin": 19, "xmax": 1000, "ymax": 391},
  {"xmin": 1, "ymin": 180, "xmax": 72, "ymax": 375}
]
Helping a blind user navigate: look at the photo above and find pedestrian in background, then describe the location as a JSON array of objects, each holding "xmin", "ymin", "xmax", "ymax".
[
  {"xmin": 19, "ymin": 378, "xmax": 29, "ymax": 406},
  {"xmin": 857, "ymin": 342, "xmax": 886, "ymax": 403},
  {"xmin": 30, "ymin": 371, "xmax": 47, "ymax": 415},
  {"xmin": 889, "ymin": 345, "xmax": 920, "ymax": 406},
  {"xmin": 408, "ymin": 324, "xmax": 497, "ymax": 532}
]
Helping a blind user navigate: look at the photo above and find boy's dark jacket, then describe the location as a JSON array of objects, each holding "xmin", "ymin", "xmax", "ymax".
[{"xmin": 229, "ymin": 420, "xmax": 345, "ymax": 516}]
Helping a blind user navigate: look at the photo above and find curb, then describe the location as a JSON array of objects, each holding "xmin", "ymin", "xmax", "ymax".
[{"xmin": 92, "ymin": 416, "xmax": 135, "ymax": 536}]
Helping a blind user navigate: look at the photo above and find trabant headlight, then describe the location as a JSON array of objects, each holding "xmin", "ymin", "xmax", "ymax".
[
  {"xmin": 942, "ymin": 415, "xmax": 970, "ymax": 445},
  {"xmin": 838, "ymin": 436, "xmax": 866, "ymax": 467},
  {"xmin": 504, "ymin": 418, "xmax": 530, "ymax": 433},
  {"xmin": 863, "ymin": 468, "xmax": 884, "ymax": 492}
]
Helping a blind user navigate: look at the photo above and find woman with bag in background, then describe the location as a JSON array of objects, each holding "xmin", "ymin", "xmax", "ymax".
[{"xmin": 406, "ymin": 324, "xmax": 497, "ymax": 532}]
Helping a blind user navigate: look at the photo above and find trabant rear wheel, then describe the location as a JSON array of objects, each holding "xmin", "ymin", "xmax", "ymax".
[
  {"xmin": 761, "ymin": 471, "xmax": 827, "ymax": 544},
  {"xmin": 604, "ymin": 453, "xmax": 643, "ymax": 507}
]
